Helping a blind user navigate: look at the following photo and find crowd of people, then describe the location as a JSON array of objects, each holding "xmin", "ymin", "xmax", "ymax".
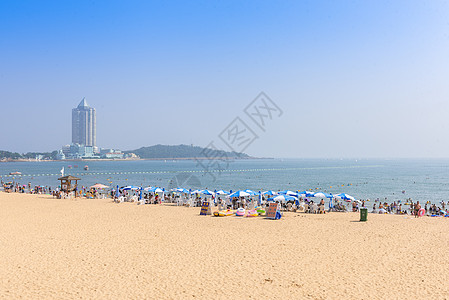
[
  {"xmin": 1, "ymin": 180, "xmax": 53, "ymax": 195},
  {"xmin": 3, "ymin": 180, "xmax": 449, "ymax": 218}
]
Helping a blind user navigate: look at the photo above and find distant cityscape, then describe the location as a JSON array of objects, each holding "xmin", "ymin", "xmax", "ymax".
[
  {"xmin": 0, "ymin": 99, "xmax": 250, "ymax": 162},
  {"xmin": 55, "ymin": 99, "xmax": 129, "ymax": 160}
]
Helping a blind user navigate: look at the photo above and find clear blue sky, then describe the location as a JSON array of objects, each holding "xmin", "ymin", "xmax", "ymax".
[{"xmin": 1, "ymin": 0, "xmax": 448, "ymax": 158}]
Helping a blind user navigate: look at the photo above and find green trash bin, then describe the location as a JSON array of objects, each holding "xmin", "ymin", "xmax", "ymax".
[{"xmin": 360, "ymin": 208, "xmax": 368, "ymax": 222}]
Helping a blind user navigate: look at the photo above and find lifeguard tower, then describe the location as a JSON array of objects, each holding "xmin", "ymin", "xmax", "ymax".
[{"xmin": 58, "ymin": 175, "xmax": 81, "ymax": 197}]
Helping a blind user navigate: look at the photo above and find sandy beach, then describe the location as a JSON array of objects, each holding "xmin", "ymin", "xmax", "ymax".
[{"xmin": 1, "ymin": 192, "xmax": 449, "ymax": 299}]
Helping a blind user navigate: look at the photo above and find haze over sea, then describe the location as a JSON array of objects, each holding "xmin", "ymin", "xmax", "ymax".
[{"xmin": 2, "ymin": 158, "xmax": 449, "ymax": 205}]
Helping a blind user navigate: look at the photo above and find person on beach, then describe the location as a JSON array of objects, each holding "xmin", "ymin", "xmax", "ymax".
[
  {"xmin": 415, "ymin": 201, "xmax": 421, "ymax": 218},
  {"xmin": 319, "ymin": 199, "xmax": 325, "ymax": 214}
]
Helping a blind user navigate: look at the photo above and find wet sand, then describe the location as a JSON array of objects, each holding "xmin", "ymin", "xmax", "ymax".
[{"xmin": 1, "ymin": 192, "xmax": 449, "ymax": 299}]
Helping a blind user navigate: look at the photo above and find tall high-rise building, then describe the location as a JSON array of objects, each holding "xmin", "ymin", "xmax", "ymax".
[{"xmin": 72, "ymin": 98, "xmax": 96, "ymax": 147}]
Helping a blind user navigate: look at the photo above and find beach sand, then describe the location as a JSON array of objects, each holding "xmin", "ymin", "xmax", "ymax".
[{"xmin": 1, "ymin": 192, "xmax": 449, "ymax": 299}]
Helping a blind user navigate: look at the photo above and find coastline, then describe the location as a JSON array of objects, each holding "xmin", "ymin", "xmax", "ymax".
[{"xmin": 0, "ymin": 156, "xmax": 269, "ymax": 163}]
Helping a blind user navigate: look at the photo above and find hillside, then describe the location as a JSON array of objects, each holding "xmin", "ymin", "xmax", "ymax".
[
  {"xmin": 125, "ymin": 144, "xmax": 251, "ymax": 159},
  {"xmin": 0, "ymin": 150, "xmax": 58, "ymax": 161}
]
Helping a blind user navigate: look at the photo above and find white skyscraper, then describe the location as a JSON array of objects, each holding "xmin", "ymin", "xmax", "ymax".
[{"xmin": 72, "ymin": 98, "xmax": 96, "ymax": 147}]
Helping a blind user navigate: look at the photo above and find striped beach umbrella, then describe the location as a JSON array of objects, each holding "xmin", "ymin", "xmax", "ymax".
[
  {"xmin": 215, "ymin": 190, "xmax": 230, "ymax": 195},
  {"xmin": 335, "ymin": 193, "xmax": 355, "ymax": 201},
  {"xmin": 268, "ymin": 195, "xmax": 298, "ymax": 203},
  {"xmin": 279, "ymin": 190, "xmax": 297, "ymax": 196},
  {"xmin": 262, "ymin": 190, "xmax": 277, "ymax": 196},
  {"xmin": 243, "ymin": 189, "xmax": 257, "ymax": 196},
  {"xmin": 229, "ymin": 190, "xmax": 251, "ymax": 198}
]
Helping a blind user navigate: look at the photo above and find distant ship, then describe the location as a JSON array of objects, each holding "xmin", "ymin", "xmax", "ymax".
[
  {"xmin": 84, "ymin": 165, "xmax": 89, "ymax": 171},
  {"xmin": 9, "ymin": 171, "xmax": 22, "ymax": 175}
]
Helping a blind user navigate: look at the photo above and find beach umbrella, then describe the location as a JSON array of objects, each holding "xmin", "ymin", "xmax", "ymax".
[
  {"xmin": 90, "ymin": 183, "xmax": 109, "ymax": 189},
  {"xmin": 279, "ymin": 190, "xmax": 296, "ymax": 196},
  {"xmin": 139, "ymin": 187, "xmax": 143, "ymax": 200},
  {"xmin": 243, "ymin": 189, "xmax": 257, "ymax": 196},
  {"xmin": 298, "ymin": 191, "xmax": 314, "ymax": 197},
  {"xmin": 335, "ymin": 193, "xmax": 356, "ymax": 201},
  {"xmin": 174, "ymin": 188, "xmax": 189, "ymax": 193},
  {"xmin": 312, "ymin": 192, "xmax": 325, "ymax": 198},
  {"xmin": 215, "ymin": 190, "xmax": 230, "ymax": 195},
  {"xmin": 144, "ymin": 187, "xmax": 163, "ymax": 193},
  {"xmin": 122, "ymin": 185, "xmax": 139, "ymax": 191},
  {"xmin": 229, "ymin": 190, "xmax": 251, "ymax": 198},
  {"xmin": 200, "ymin": 189, "xmax": 215, "ymax": 196},
  {"xmin": 116, "ymin": 185, "xmax": 120, "ymax": 197},
  {"xmin": 268, "ymin": 195, "xmax": 298, "ymax": 202},
  {"xmin": 199, "ymin": 189, "xmax": 215, "ymax": 204},
  {"xmin": 262, "ymin": 190, "xmax": 277, "ymax": 196},
  {"xmin": 313, "ymin": 192, "xmax": 333, "ymax": 198}
]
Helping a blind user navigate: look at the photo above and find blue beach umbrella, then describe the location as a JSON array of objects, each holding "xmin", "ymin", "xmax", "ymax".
[
  {"xmin": 336, "ymin": 193, "xmax": 355, "ymax": 201},
  {"xmin": 145, "ymin": 187, "xmax": 164, "ymax": 193},
  {"xmin": 268, "ymin": 195, "xmax": 298, "ymax": 203},
  {"xmin": 262, "ymin": 190, "xmax": 277, "ymax": 196},
  {"xmin": 313, "ymin": 192, "xmax": 333, "ymax": 198},
  {"xmin": 243, "ymin": 189, "xmax": 257, "ymax": 196},
  {"xmin": 200, "ymin": 189, "xmax": 215, "ymax": 196},
  {"xmin": 279, "ymin": 190, "xmax": 297, "ymax": 196},
  {"xmin": 139, "ymin": 187, "xmax": 143, "ymax": 200},
  {"xmin": 122, "ymin": 185, "xmax": 139, "ymax": 191},
  {"xmin": 229, "ymin": 190, "xmax": 251, "ymax": 198},
  {"xmin": 215, "ymin": 190, "xmax": 230, "ymax": 195},
  {"xmin": 298, "ymin": 191, "xmax": 314, "ymax": 197}
]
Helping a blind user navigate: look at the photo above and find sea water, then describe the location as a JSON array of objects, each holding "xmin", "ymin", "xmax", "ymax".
[{"xmin": 1, "ymin": 158, "xmax": 449, "ymax": 205}]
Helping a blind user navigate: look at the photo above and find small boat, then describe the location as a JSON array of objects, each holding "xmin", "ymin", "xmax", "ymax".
[
  {"xmin": 84, "ymin": 165, "xmax": 89, "ymax": 170},
  {"xmin": 68, "ymin": 165, "xmax": 72, "ymax": 169},
  {"xmin": 9, "ymin": 172, "xmax": 22, "ymax": 175}
]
